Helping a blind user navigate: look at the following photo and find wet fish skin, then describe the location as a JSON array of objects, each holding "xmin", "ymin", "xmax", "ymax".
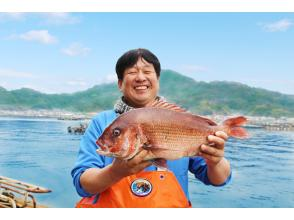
[{"xmin": 96, "ymin": 102, "xmax": 248, "ymax": 162}]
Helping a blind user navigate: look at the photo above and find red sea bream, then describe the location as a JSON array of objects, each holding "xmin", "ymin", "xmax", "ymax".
[{"xmin": 96, "ymin": 101, "xmax": 248, "ymax": 164}]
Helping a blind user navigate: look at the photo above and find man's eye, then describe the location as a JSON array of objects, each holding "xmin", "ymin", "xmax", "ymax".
[{"xmin": 128, "ymin": 71, "xmax": 137, "ymax": 75}]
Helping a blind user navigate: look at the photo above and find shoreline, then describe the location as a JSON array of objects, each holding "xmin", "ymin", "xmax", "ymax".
[
  {"xmin": 0, "ymin": 109, "xmax": 96, "ymax": 120},
  {"xmin": 1, "ymin": 109, "xmax": 294, "ymax": 131}
]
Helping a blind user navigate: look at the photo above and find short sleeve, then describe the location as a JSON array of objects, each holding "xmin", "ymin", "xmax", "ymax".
[{"xmin": 189, "ymin": 157, "xmax": 232, "ymax": 186}]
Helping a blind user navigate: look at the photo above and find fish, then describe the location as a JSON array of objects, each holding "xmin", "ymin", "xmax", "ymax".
[{"xmin": 96, "ymin": 100, "xmax": 248, "ymax": 167}]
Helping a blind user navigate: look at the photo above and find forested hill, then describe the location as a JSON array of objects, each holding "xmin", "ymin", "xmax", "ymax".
[{"xmin": 1, "ymin": 70, "xmax": 294, "ymax": 117}]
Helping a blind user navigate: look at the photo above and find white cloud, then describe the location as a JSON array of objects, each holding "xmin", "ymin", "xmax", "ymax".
[
  {"xmin": 0, "ymin": 68, "xmax": 35, "ymax": 78},
  {"xmin": 0, "ymin": 81, "xmax": 8, "ymax": 88},
  {"xmin": 104, "ymin": 74, "xmax": 117, "ymax": 83},
  {"xmin": 260, "ymin": 19, "xmax": 293, "ymax": 32},
  {"xmin": 66, "ymin": 80, "xmax": 88, "ymax": 87},
  {"xmin": 0, "ymin": 12, "xmax": 25, "ymax": 22},
  {"xmin": 0, "ymin": 13, "xmax": 79, "ymax": 25},
  {"xmin": 61, "ymin": 43, "xmax": 91, "ymax": 56},
  {"xmin": 16, "ymin": 30, "xmax": 57, "ymax": 44},
  {"xmin": 40, "ymin": 13, "xmax": 80, "ymax": 25}
]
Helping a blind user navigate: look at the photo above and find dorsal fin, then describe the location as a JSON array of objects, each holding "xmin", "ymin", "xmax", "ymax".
[
  {"xmin": 189, "ymin": 114, "xmax": 217, "ymax": 126},
  {"xmin": 150, "ymin": 100, "xmax": 187, "ymax": 113},
  {"xmin": 151, "ymin": 100, "xmax": 217, "ymax": 126}
]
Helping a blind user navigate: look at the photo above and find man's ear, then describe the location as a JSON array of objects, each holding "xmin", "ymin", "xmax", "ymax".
[{"xmin": 118, "ymin": 79, "xmax": 122, "ymax": 91}]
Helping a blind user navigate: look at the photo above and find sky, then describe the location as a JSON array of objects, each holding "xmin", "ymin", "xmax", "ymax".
[{"xmin": 0, "ymin": 12, "xmax": 293, "ymax": 94}]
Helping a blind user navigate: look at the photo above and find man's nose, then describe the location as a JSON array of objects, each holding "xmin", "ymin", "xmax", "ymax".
[{"xmin": 135, "ymin": 71, "xmax": 146, "ymax": 81}]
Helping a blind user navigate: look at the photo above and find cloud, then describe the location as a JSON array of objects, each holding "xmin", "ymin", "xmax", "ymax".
[
  {"xmin": 0, "ymin": 68, "xmax": 35, "ymax": 78},
  {"xmin": 0, "ymin": 13, "xmax": 25, "ymax": 22},
  {"xmin": 41, "ymin": 13, "xmax": 80, "ymax": 25},
  {"xmin": 61, "ymin": 43, "xmax": 91, "ymax": 56},
  {"xmin": 14, "ymin": 30, "xmax": 58, "ymax": 44},
  {"xmin": 104, "ymin": 74, "xmax": 117, "ymax": 83},
  {"xmin": 260, "ymin": 19, "xmax": 293, "ymax": 32},
  {"xmin": 66, "ymin": 79, "xmax": 88, "ymax": 87},
  {"xmin": 0, "ymin": 81, "xmax": 8, "ymax": 88},
  {"xmin": 0, "ymin": 13, "xmax": 79, "ymax": 25}
]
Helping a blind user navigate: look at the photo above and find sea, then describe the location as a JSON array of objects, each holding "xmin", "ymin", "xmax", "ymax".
[{"xmin": 0, "ymin": 117, "xmax": 294, "ymax": 208}]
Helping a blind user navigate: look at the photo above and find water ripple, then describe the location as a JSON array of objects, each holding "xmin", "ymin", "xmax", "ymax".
[{"xmin": 1, "ymin": 118, "xmax": 294, "ymax": 207}]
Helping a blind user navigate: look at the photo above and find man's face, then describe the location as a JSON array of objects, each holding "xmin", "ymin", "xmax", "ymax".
[{"xmin": 118, "ymin": 58, "xmax": 159, "ymax": 108}]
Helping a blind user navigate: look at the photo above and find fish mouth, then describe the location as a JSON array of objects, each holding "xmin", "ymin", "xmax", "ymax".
[
  {"xmin": 96, "ymin": 149, "xmax": 121, "ymax": 158},
  {"xmin": 96, "ymin": 147, "xmax": 120, "ymax": 157},
  {"xmin": 96, "ymin": 139, "xmax": 107, "ymax": 151},
  {"xmin": 96, "ymin": 140, "xmax": 121, "ymax": 157},
  {"xmin": 96, "ymin": 139, "xmax": 110, "ymax": 154}
]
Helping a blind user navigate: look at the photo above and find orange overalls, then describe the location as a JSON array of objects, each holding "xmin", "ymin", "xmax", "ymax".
[{"xmin": 76, "ymin": 170, "xmax": 191, "ymax": 208}]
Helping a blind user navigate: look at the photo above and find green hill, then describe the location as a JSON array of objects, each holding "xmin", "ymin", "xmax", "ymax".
[{"xmin": 1, "ymin": 70, "xmax": 294, "ymax": 117}]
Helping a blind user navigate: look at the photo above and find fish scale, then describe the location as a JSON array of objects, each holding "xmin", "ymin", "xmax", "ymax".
[{"xmin": 96, "ymin": 101, "xmax": 248, "ymax": 163}]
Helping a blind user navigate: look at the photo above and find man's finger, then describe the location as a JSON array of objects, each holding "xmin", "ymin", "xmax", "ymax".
[
  {"xmin": 207, "ymin": 135, "xmax": 225, "ymax": 149},
  {"xmin": 215, "ymin": 131, "xmax": 228, "ymax": 140},
  {"xmin": 200, "ymin": 144, "xmax": 224, "ymax": 157},
  {"xmin": 199, "ymin": 151, "xmax": 221, "ymax": 164},
  {"xmin": 137, "ymin": 160, "xmax": 153, "ymax": 170}
]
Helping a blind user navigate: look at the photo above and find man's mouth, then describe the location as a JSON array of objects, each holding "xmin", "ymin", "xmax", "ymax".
[{"xmin": 134, "ymin": 85, "xmax": 149, "ymax": 90}]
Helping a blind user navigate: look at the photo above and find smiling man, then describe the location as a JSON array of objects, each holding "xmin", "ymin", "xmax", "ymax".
[
  {"xmin": 116, "ymin": 50, "xmax": 160, "ymax": 108},
  {"xmin": 71, "ymin": 48, "xmax": 231, "ymax": 208}
]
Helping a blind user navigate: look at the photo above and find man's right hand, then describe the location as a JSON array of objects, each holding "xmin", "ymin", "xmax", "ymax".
[
  {"xmin": 109, "ymin": 149, "xmax": 153, "ymax": 180},
  {"xmin": 80, "ymin": 149, "xmax": 152, "ymax": 195}
]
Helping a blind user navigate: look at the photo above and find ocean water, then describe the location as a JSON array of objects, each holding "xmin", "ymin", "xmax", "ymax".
[{"xmin": 0, "ymin": 117, "xmax": 294, "ymax": 208}]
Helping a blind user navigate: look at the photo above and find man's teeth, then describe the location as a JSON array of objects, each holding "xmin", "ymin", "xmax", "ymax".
[{"xmin": 135, "ymin": 86, "xmax": 148, "ymax": 90}]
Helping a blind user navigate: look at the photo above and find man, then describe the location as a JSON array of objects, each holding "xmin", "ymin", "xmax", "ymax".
[{"xmin": 71, "ymin": 48, "xmax": 231, "ymax": 208}]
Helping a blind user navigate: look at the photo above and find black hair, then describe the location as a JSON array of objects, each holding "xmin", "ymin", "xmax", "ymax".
[{"xmin": 115, "ymin": 48, "xmax": 161, "ymax": 80}]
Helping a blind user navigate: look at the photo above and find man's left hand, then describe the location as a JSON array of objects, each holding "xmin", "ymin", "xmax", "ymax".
[{"xmin": 199, "ymin": 131, "xmax": 228, "ymax": 166}]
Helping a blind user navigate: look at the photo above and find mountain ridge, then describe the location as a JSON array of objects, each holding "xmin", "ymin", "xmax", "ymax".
[{"xmin": 1, "ymin": 70, "xmax": 294, "ymax": 117}]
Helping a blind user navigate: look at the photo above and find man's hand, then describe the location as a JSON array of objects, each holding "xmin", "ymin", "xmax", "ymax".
[
  {"xmin": 199, "ymin": 131, "xmax": 228, "ymax": 166},
  {"xmin": 109, "ymin": 149, "xmax": 153, "ymax": 180},
  {"xmin": 199, "ymin": 131, "xmax": 231, "ymax": 185},
  {"xmin": 80, "ymin": 149, "xmax": 152, "ymax": 195}
]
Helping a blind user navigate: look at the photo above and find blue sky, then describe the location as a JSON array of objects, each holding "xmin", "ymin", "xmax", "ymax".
[{"xmin": 0, "ymin": 13, "xmax": 293, "ymax": 94}]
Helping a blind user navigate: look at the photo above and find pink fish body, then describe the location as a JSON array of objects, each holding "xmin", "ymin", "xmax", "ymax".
[{"xmin": 96, "ymin": 101, "xmax": 248, "ymax": 162}]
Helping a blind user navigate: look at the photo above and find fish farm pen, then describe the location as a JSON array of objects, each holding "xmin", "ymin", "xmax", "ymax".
[{"xmin": 208, "ymin": 115, "xmax": 294, "ymax": 131}]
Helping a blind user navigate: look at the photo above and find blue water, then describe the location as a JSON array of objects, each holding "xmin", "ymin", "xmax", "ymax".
[{"xmin": 1, "ymin": 117, "xmax": 294, "ymax": 208}]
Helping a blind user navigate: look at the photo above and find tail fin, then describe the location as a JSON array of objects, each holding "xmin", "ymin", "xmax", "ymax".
[{"xmin": 223, "ymin": 116, "xmax": 249, "ymax": 139}]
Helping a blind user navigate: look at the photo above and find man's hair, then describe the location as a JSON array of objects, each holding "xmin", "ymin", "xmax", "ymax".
[{"xmin": 115, "ymin": 48, "xmax": 161, "ymax": 80}]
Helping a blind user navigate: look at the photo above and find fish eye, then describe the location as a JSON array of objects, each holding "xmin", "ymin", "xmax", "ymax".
[{"xmin": 113, "ymin": 128, "xmax": 121, "ymax": 137}]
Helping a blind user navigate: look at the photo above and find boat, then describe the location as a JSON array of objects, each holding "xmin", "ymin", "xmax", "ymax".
[
  {"xmin": 0, "ymin": 176, "xmax": 51, "ymax": 208},
  {"xmin": 67, "ymin": 123, "xmax": 88, "ymax": 134}
]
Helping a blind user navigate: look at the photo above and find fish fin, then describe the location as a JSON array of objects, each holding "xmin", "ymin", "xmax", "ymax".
[
  {"xmin": 223, "ymin": 116, "xmax": 247, "ymax": 127},
  {"xmin": 152, "ymin": 158, "xmax": 168, "ymax": 170},
  {"xmin": 190, "ymin": 115, "xmax": 217, "ymax": 126},
  {"xmin": 151, "ymin": 100, "xmax": 218, "ymax": 126},
  {"xmin": 151, "ymin": 100, "xmax": 187, "ymax": 113},
  {"xmin": 223, "ymin": 116, "xmax": 249, "ymax": 139},
  {"xmin": 230, "ymin": 127, "xmax": 249, "ymax": 139}
]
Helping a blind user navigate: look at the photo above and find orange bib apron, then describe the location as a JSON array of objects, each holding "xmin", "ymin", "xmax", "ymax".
[{"xmin": 76, "ymin": 171, "xmax": 191, "ymax": 208}]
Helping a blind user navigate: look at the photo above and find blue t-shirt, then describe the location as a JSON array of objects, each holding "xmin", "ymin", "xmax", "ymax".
[{"xmin": 71, "ymin": 110, "xmax": 231, "ymax": 200}]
